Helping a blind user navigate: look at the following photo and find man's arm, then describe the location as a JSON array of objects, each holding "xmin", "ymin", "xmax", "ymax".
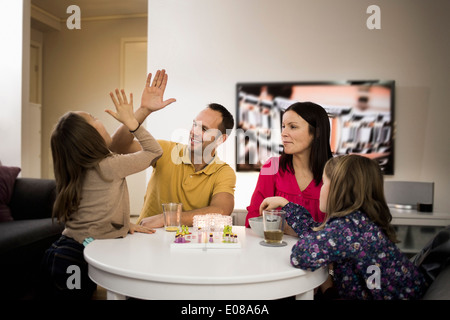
[
  {"xmin": 180, "ymin": 192, "xmax": 235, "ymax": 226},
  {"xmin": 139, "ymin": 192, "xmax": 235, "ymax": 228},
  {"xmin": 109, "ymin": 70, "xmax": 176, "ymax": 154}
]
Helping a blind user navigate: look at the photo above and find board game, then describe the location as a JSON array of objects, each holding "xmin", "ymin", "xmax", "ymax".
[{"xmin": 170, "ymin": 225, "xmax": 241, "ymax": 249}]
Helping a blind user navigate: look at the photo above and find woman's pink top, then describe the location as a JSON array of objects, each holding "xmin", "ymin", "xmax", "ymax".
[{"xmin": 245, "ymin": 157, "xmax": 325, "ymax": 227}]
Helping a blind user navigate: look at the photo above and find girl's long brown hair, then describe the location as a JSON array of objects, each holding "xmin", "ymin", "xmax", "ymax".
[
  {"xmin": 51, "ymin": 112, "xmax": 111, "ymax": 222},
  {"xmin": 315, "ymin": 155, "xmax": 398, "ymax": 243}
]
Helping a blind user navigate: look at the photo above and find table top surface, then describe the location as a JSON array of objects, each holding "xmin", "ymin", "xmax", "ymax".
[{"xmin": 84, "ymin": 226, "xmax": 318, "ymax": 285}]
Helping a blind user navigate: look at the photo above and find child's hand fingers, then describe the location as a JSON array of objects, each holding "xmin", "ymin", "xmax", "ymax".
[
  {"xmin": 109, "ymin": 89, "xmax": 134, "ymax": 125},
  {"xmin": 129, "ymin": 223, "xmax": 156, "ymax": 234},
  {"xmin": 259, "ymin": 200, "xmax": 267, "ymax": 215},
  {"xmin": 140, "ymin": 226, "xmax": 156, "ymax": 234},
  {"xmin": 115, "ymin": 88, "xmax": 124, "ymax": 105},
  {"xmin": 120, "ymin": 89, "xmax": 128, "ymax": 105},
  {"xmin": 109, "ymin": 91, "xmax": 119, "ymax": 107},
  {"xmin": 104, "ymin": 109, "xmax": 119, "ymax": 121}
]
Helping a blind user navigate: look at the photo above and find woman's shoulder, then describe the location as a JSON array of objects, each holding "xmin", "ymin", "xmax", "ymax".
[
  {"xmin": 259, "ymin": 156, "xmax": 284, "ymax": 175},
  {"xmin": 261, "ymin": 156, "xmax": 278, "ymax": 167}
]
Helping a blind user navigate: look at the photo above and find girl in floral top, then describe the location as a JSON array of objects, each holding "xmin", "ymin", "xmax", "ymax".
[{"xmin": 260, "ymin": 155, "xmax": 428, "ymax": 299}]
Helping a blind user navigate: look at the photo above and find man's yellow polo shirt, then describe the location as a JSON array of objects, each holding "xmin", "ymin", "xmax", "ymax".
[{"xmin": 137, "ymin": 140, "xmax": 236, "ymax": 221}]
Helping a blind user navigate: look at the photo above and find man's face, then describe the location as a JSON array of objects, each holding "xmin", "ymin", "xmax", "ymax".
[{"xmin": 189, "ymin": 108, "xmax": 224, "ymax": 162}]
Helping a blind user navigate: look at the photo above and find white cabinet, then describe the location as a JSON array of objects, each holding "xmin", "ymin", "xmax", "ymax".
[
  {"xmin": 391, "ymin": 209, "xmax": 450, "ymax": 255},
  {"xmin": 232, "ymin": 208, "xmax": 450, "ymax": 255}
]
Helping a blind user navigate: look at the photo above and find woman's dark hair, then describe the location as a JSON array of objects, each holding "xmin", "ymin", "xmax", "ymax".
[
  {"xmin": 279, "ymin": 101, "xmax": 332, "ymax": 186},
  {"xmin": 51, "ymin": 112, "xmax": 111, "ymax": 222}
]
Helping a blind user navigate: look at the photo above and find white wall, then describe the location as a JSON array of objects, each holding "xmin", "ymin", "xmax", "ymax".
[
  {"xmin": 41, "ymin": 17, "xmax": 148, "ymax": 215},
  {"xmin": 147, "ymin": 0, "xmax": 450, "ymax": 212},
  {"xmin": 0, "ymin": 0, "xmax": 30, "ymax": 168},
  {"xmin": 41, "ymin": 17, "xmax": 147, "ymax": 176}
]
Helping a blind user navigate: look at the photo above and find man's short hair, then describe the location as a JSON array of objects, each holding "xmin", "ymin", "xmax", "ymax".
[{"xmin": 207, "ymin": 103, "xmax": 234, "ymax": 135}]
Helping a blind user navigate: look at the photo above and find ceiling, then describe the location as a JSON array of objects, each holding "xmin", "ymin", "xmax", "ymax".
[{"xmin": 31, "ymin": 0, "xmax": 148, "ymax": 19}]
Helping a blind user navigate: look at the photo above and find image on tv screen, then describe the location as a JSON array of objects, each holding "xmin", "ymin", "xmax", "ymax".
[{"xmin": 236, "ymin": 80, "xmax": 395, "ymax": 174}]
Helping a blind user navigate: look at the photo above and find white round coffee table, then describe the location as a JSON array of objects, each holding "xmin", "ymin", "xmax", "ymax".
[{"xmin": 84, "ymin": 226, "xmax": 327, "ymax": 300}]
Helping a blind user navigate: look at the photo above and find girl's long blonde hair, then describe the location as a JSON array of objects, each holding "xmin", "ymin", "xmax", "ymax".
[{"xmin": 315, "ymin": 155, "xmax": 398, "ymax": 243}]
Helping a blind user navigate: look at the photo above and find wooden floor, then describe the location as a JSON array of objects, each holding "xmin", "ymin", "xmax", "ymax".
[{"xmin": 92, "ymin": 285, "xmax": 107, "ymax": 300}]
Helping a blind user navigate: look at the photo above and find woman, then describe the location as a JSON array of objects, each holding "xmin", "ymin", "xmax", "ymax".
[{"xmin": 245, "ymin": 102, "xmax": 332, "ymax": 229}]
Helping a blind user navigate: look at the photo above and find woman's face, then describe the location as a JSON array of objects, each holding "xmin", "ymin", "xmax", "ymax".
[
  {"xmin": 281, "ymin": 110, "xmax": 314, "ymax": 156},
  {"xmin": 319, "ymin": 172, "xmax": 330, "ymax": 213},
  {"xmin": 76, "ymin": 111, "xmax": 112, "ymax": 147}
]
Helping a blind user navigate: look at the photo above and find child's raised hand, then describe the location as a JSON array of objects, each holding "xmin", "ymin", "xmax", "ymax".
[{"xmin": 106, "ymin": 89, "xmax": 140, "ymax": 132}]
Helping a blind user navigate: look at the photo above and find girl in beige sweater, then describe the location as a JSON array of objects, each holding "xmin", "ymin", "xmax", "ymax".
[{"xmin": 41, "ymin": 87, "xmax": 163, "ymax": 299}]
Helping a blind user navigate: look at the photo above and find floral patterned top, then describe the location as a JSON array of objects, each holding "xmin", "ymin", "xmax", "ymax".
[{"xmin": 284, "ymin": 202, "xmax": 428, "ymax": 300}]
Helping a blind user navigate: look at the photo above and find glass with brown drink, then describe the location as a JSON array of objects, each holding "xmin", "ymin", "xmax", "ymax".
[{"xmin": 262, "ymin": 210, "xmax": 286, "ymax": 244}]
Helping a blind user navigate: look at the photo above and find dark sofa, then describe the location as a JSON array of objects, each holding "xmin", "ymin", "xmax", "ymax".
[
  {"xmin": 414, "ymin": 226, "xmax": 450, "ymax": 300},
  {"xmin": 0, "ymin": 178, "xmax": 64, "ymax": 299}
]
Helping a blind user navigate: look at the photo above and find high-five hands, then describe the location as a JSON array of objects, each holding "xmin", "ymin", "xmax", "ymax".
[
  {"xmin": 141, "ymin": 69, "xmax": 176, "ymax": 113},
  {"xmin": 106, "ymin": 89, "xmax": 139, "ymax": 132}
]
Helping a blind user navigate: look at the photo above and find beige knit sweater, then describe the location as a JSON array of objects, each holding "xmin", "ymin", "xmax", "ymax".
[{"xmin": 62, "ymin": 126, "xmax": 162, "ymax": 244}]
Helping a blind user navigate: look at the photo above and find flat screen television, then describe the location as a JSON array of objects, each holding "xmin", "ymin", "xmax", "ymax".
[{"xmin": 236, "ymin": 80, "xmax": 395, "ymax": 174}]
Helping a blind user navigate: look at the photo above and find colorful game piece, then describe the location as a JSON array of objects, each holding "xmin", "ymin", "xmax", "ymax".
[{"xmin": 172, "ymin": 224, "xmax": 240, "ymax": 248}]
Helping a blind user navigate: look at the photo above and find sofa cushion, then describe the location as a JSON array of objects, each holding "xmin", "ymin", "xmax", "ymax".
[
  {"xmin": 0, "ymin": 218, "xmax": 64, "ymax": 255},
  {"xmin": 412, "ymin": 226, "xmax": 450, "ymax": 283},
  {"xmin": 9, "ymin": 178, "xmax": 56, "ymax": 220},
  {"xmin": 0, "ymin": 218, "xmax": 64, "ymax": 300},
  {"xmin": 422, "ymin": 264, "xmax": 450, "ymax": 300},
  {"xmin": 0, "ymin": 166, "xmax": 21, "ymax": 222}
]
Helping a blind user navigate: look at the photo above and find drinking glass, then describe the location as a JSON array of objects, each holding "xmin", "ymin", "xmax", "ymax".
[
  {"xmin": 262, "ymin": 210, "xmax": 286, "ymax": 244},
  {"xmin": 162, "ymin": 203, "xmax": 182, "ymax": 232}
]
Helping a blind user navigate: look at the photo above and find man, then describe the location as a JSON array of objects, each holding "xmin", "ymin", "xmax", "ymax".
[{"xmin": 109, "ymin": 70, "xmax": 236, "ymax": 228}]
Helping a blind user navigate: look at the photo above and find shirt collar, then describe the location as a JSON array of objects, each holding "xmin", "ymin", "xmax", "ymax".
[{"xmin": 177, "ymin": 144, "xmax": 224, "ymax": 175}]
